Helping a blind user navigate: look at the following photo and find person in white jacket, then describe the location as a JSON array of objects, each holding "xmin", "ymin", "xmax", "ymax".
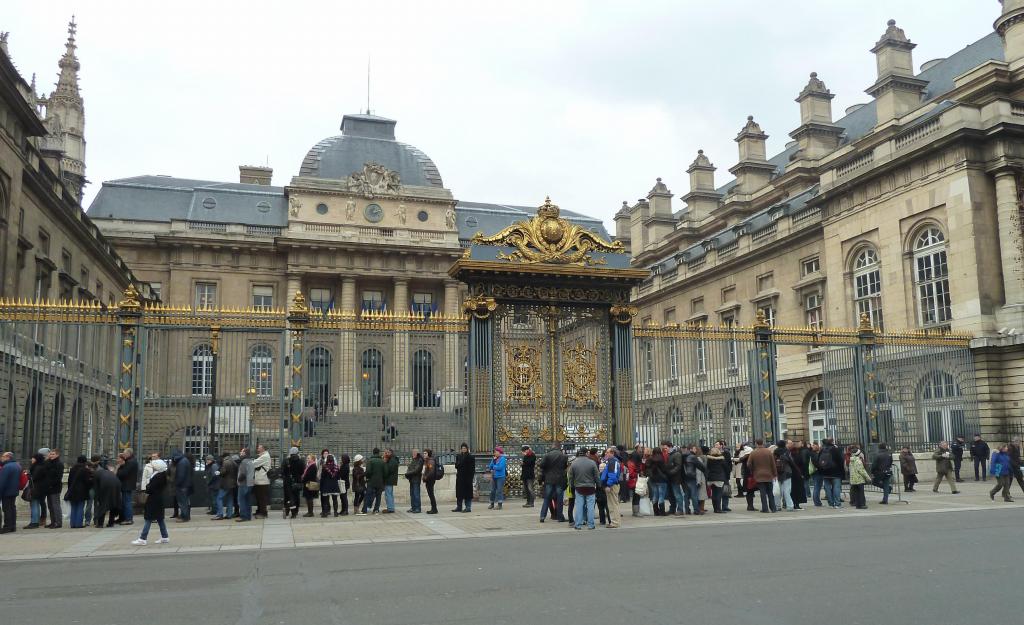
[
  {"xmin": 140, "ymin": 452, "xmax": 160, "ymax": 491},
  {"xmin": 252, "ymin": 444, "xmax": 272, "ymax": 518}
]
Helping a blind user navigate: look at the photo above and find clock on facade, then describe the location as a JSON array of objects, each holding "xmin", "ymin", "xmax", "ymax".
[{"xmin": 364, "ymin": 203, "xmax": 383, "ymax": 223}]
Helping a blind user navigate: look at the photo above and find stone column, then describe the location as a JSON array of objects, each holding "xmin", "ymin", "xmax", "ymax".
[
  {"xmin": 995, "ymin": 172, "xmax": 1024, "ymax": 315},
  {"xmin": 337, "ymin": 277, "xmax": 358, "ymax": 411},
  {"xmin": 390, "ymin": 277, "xmax": 413, "ymax": 411},
  {"xmin": 441, "ymin": 280, "xmax": 463, "ymax": 411},
  {"xmin": 286, "ymin": 273, "xmax": 303, "ymax": 309}
]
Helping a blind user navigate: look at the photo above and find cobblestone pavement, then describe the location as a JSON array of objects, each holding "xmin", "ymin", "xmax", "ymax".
[{"xmin": 2, "ymin": 480, "xmax": 1017, "ymax": 560}]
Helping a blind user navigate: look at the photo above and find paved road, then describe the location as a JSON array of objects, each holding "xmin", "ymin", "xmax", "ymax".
[{"xmin": 2, "ymin": 508, "xmax": 1020, "ymax": 625}]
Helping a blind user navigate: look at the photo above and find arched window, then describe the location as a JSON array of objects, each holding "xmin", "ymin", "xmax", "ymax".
[
  {"xmin": 50, "ymin": 392, "xmax": 65, "ymax": 450},
  {"xmin": 361, "ymin": 348, "xmax": 383, "ymax": 408},
  {"xmin": 191, "ymin": 344, "xmax": 214, "ymax": 396},
  {"xmin": 69, "ymin": 397, "xmax": 83, "ymax": 457},
  {"xmin": 637, "ymin": 408, "xmax": 658, "ymax": 447},
  {"xmin": 695, "ymin": 402, "xmax": 714, "ymax": 443},
  {"xmin": 726, "ymin": 398, "xmax": 747, "ymax": 445},
  {"xmin": 913, "ymin": 227, "xmax": 951, "ymax": 326},
  {"xmin": 852, "ymin": 248, "xmax": 883, "ymax": 329},
  {"xmin": 807, "ymin": 390, "xmax": 835, "ymax": 444},
  {"xmin": 249, "ymin": 345, "xmax": 273, "ymax": 397},
  {"xmin": 668, "ymin": 406, "xmax": 684, "ymax": 444},
  {"xmin": 412, "ymin": 349, "xmax": 436, "ymax": 408},
  {"xmin": 308, "ymin": 346, "xmax": 332, "ymax": 417},
  {"xmin": 920, "ymin": 371, "xmax": 965, "ymax": 443}
]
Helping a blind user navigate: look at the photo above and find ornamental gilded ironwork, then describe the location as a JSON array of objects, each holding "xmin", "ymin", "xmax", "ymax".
[
  {"xmin": 505, "ymin": 343, "xmax": 544, "ymax": 405},
  {"xmin": 463, "ymin": 295, "xmax": 497, "ymax": 319},
  {"xmin": 562, "ymin": 340, "xmax": 599, "ymax": 407},
  {"xmin": 472, "ymin": 197, "xmax": 624, "ymax": 266}
]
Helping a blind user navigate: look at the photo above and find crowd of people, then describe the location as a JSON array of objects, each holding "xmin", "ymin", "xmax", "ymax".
[{"xmin": 1, "ymin": 434, "xmax": 1022, "ymax": 542}]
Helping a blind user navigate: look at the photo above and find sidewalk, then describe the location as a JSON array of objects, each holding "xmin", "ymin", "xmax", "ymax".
[{"xmin": 2, "ymin": 480, "xmax": 1017, "ymax": 560}]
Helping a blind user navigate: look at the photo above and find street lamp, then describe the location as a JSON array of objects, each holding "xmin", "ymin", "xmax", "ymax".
[{"xmin": 246, "ymin": 386, "xmax": 257, "ymax": 450}]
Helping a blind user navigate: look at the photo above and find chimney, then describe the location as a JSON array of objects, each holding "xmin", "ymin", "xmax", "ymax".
[
  {"xmin": 613, "ymin": 201, "xmax": 632, "ymax": 253},
  {"xmin": 682, "ymin": 150, "xmax": 722, "ymax": 222},
  {"xmin": 239, "ymin": 165, "xmax": 273, "ymax": 185},
  {"xmin": 728, "ymin": 117, "xmax": 774, "ymax": 194},
  {"xmin": 790, "ymin": 73, "xmax": 843, "ymax": 161},
  {"xmin": 996, "ymin": 0, "xmax": 1024, "ymax": 64},
  {"xmin": 642, "ymin": 178, "xmax": 675, "ymax": 250},
  {"xmin": 866, "ymin": 20, "xmax": 927, "ymax": 125}
]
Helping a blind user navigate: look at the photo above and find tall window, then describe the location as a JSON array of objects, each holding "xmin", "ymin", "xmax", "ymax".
[
  {"xmin": 695, "ymin": 402, "xmax": 713, "ymax": 443},
  {"xmin": 722, "ymin": 313, "xmax": 738, "ymax": 370},
  {"xmin": 309, "ymin": 288, "xmax": 332, "ymax": 313},
  {"xmin": 307, "ymin": 347, "xmax": 332, "ymax": 417},
  {"xmin": 807, "ymin": 390, "xmax": 835, "ymax": 444},
  {"xmin": 194, "ymin": 282, "xmax": 217, "ymax": 309},
  {"xmin": 252, "ymin": 285, "xmax": 274, "ymax": 310},
  {"xmin": 805, "ymin": 292, "xmax": 823, "ymax": 330},
  {"xmin": 360, "ymin": 348, "xmax": 383, "ymax": 408},
  {"xmin": 361, "ymin": 290, "xmax": 383, "ymax": 311},
  {"xmin": 667, "ymin": 339, "xmax": 679, "ymax": 381},
  {"xmin": 920, "ymin": 371, "xmax": 965, "ymax": 443},
  {"xmin": 726, "ymin": 399, "xmax": 747, "ymax": 445},
  {"xmin": 249, "ymin": 345, "xmax": 273, "ymax": 397},
  {"xmin": 191, "ymin": 344, "xmax": 214, "ymax": 396},
  {"xmin": 853, "ymin": 248, "xmax": 883, "ymax": 329},
  {"xmin": 50, "ymin": 392, "xmax": 65, "ymax": 450},
  {"xmin": 412, "ymin": 292, "xmax": 433, "ymax": 317},
  {"xmin": 913, "ymin": 227, "xmax": 951, "ymax": 327},
  {"xmin": 756, "ymin": 302, "xmax": 776, "ymax": 326},
  {"xmin": 412, "ymin": 349, "xmax": 436, "ymax": 408},
  {"xmin": 668, "ymin": 406, "xmax": 684, "ymax": 445},
  {"xmin": 643, "ymin": 340, "xmax": 654, "ymax": 384},
  {"xmin": 695, "ymin": 338, "xmax": 707, "ymax": 374},
  {"xmin": 147, "ymin": 281, "xmax": 160, "ymax": 301}
]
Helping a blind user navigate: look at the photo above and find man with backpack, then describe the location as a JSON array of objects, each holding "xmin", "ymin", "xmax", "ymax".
[
  {"xmin": 600, "ymin": 447, "xmax": 623, "ymax": 528},
  {"xmin": 538, "ymin": 445, "xmax": 567, "ymax": 523},
  {"xmin": 816, "ymin": 439, "xmax": 845, "ymax": 508},
  {"xmin": 0, "ymin": 451, "xmax": 23, "ymax": 534}
]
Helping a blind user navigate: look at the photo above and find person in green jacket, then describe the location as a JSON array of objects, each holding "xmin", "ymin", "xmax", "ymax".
[
  {"xmin": 383, "ymin": 448, "xmax": 400, "ymax": 513},
  {"xmin": 358, "ymin": 448, "xmax": 385, "ymax": 515},
  {"xmin": 847, "ymin": 446, "xmax": 871, "ymax": 509}
]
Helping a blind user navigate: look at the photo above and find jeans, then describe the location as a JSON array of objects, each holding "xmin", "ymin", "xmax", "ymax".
[
  {"xmin": 69, "ymin": 501, "xmax": 86, "ymax": 528},
  {"xmin": 408, "ymin": 480, "xmax": 422, "ymax": 512},
  {"xmin": 650, "ymin": 481, "xmax": 667, "ymax": 505},
  {"xmin": 30, "ymin": 498, "xmax": 44, "ymax": 524},
  {"xmin": 121, "ymin": 490, "xmax": 134, "ymax": 523},
  {"xmin": 573, "ymin": 492, "xmax": 596, "ymax": 529},
  {"xmin": 139, "ymin": 518, "xmax": 168, "ymax": 540},
  {"xmin": 216, "ymin": 489, "xmax": 232, "ymax": 517},
  {"xmin": 974, "ymin": 457, "xmax": 988, "ymax": 481},
  {"xmin": 84, "ymin": 496, "xmax": 94, "ymax": 526},
  {"xmin": 384, "ymin": 485, "xmax": 395, "ymax": 512},
  {"xmin": 811, "ymin": 473, "xmax": 823, "ymax": 505},
  {"xmin": 363, "ymin": 486, "xmax": 381, "ymax": 513},
  {"xmin": 176, "ymin": 487, "xmax": 191, "ymax": 520},
  {"xmin": 823, "ymin": 477, "xmax": 842, "ymax": 507},
  {"xmin": 756, "ymin": 481, "xmax": 777, "ymax": 512},
  {"xmin": 540, "ymin": 483, "xmax": 563, "ymax": 520},
  {"xmin": 523, "ymin": 478, "xmax": 535, "ymax": 505},
  {"xmin": 237, "ymin": 485, "xmax": 252, "ymax": 520},
  {"xmin": 669, "ymin": 482, "xmax": 685, "ymax": 512},
  {"xmin": 46, "ymin": 493, "xmax": 63, "ymax": 527},
  {"xmin": 490, "ymin": 477, "xmax": 505, "ymax": 504},
  {"xmin": 879, "ymin": 474, "xmax": 892, "ymax": 503},
  {"xmin": 681, "ymin": 479, "xmax": 700, "ymax": 513},
  {"xmin": 779, "ymin": 477, "xmax": 794, "ymax": 509}
]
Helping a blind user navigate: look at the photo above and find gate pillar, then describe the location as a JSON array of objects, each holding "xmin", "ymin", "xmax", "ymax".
[
  {"xmin": 610, "ymin": 305, "xmax": 638, "ymax": 447},
  {"xmin": 115, "ymin": 285, "xmax": 142, "ymax": 453},
  {"xmin": 465, "ymin": 295, "xmax": 496, "ymax": 453},
  {"xmin": 752, "ymin": 310, "xmax": 780, "ymax": 444},
  {"xmin": 856, "ymin": 313, "xmax": 880, "ymax": 453},
  {"xmin": 287, "ymin": 292, "xmax": 309, "ymax": 452}
]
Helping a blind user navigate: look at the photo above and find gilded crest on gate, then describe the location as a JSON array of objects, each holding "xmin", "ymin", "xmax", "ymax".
[
  {"xmin": 505, "ymin": 343, "xmax": 543, "ymax": 404},
  {"xmin": 562, "ymin": 340, "xmax": 600, "ymax": 407},
  {"xmin": 472, "ymin": 197, "xmax": 624, "ymax": 266}
]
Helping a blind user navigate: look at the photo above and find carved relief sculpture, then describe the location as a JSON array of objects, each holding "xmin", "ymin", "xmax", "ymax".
[
  {"xmin": 345, "ymin": 200, "xmax": 356, "ymax": 222},
  {"xmin": 345, "ymin": 162, "xmax": 402, "ymax": 197},
  {"xmin": 396, "ymin": 204, "xmax": 407, "ymax": 224},
  {"xmin": 446, "ymin": 206, "xmax": 457, "ymax": 231},
  {"xmin": 473, "ymin": 197, "xmax": 624, "ymax": 266},
  {"xmin": 288, "ymin": 196, "xmax": 302, "ymax": 217}
]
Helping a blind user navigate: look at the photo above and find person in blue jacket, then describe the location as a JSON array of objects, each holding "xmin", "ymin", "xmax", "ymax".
[
  {"xmin": 0, "ymin": 451, "xmax": 23, "ymax": 533},
  {"xmin": 989, "ymin": 445, "xmax": 1014, "ymax": 502},
  {"xmin": 487, "ymin": 446, "xmax": 507, "ymax": 510}
]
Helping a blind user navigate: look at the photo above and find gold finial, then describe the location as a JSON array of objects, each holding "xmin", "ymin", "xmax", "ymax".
[
  {"xmin": 858, "ymin": 312, "xmax": 873, "ymax": 331},
  {"xmin": 118, "ymin": 284, "xmax": 141, "ymax": 312},
  {"xmin": 753, "ymin": 309, "xmax": 769, "ymax": 329},
  {"xmin": 289, "ymin": 291, "xmax": 309, "ymax": 315}
]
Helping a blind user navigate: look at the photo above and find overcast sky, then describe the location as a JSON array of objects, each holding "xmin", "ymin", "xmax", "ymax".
[{"xmin": 4, "ymin": 1, "xmax": 995, "ymax": 231}]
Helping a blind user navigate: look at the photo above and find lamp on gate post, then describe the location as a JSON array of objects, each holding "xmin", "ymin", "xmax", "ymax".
[{"xmin": 246, "ymin": 385, "xmax": 257, "ymax": 451}]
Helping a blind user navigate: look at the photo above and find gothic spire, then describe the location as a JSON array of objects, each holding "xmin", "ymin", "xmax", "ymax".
[{"xmin": 51, "ymin": 16, "xmax": 81, "ymax": 104}]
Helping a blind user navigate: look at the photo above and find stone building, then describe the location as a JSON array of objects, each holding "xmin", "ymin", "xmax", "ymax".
[
  {"xmin": 620, "ymin": 2, "xmax": 1024, "ymax": 442},
  {"xmin": 0, "ymin": 21, "xmax": 144, "ymax": 458}
]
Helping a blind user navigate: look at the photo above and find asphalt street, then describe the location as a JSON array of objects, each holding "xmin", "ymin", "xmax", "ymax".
[{"xmin": 2, "ymin": 508, "xmax": 1021, "ymax": 625}]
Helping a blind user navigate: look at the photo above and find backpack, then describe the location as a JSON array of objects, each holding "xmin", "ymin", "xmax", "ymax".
[
  {"xmin": 19, "ymin": 470, "xmax": 29, "ymax": 490},
  {"xmin": 818, "ymin": 448, "xmax": 835, "ymax": 471},
  {"xmin": 775, "ymin": 455, "xmax": 786, "ymax": 474},
  {"xmin": 434, "ymin": 461, "xmax": 445, "ymax": 480}
]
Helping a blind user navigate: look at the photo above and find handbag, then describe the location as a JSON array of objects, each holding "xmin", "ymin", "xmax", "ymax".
[
  {"xmin": 637, "ymin": 496, "xmax": 653, "ymax": 516},
  {"xmin": 21, "ymin": 486, "xmax": 32, "ymax": 502},
  {"xmin": 305, "ymin": 481, "xmax": 320, "ymax": 492},
  {"xmin": 338, "ymin": 480, "xmax": 347, "ymax": 494},
  {"xmin": 634, "ymin": 475, "xmax": 649, "ymax": 498},
  {"xmin": 723, "ymin": 480, "xmax": 733, "ymax": 498}
]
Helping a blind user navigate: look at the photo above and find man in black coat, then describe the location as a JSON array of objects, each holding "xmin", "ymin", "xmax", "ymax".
[
  {"xmin": 870, "ymin": 443, "xmax": 894, "ymax": 504},
  {"xmin": 537, "ymin": 446, "xmax": 567, "ymax": 522},
  {"xmin": 970, "ymin": 434, "xmax": 991, "ymax": 482},
  {"xmin": 520, "ymin": 445, "xmax": 536, "ymax": 508},
  {"xmin": 1008, "ymin": 438, "xmax": 1024, "ymax": 495},
  {"xmin": 92, "ymin": 456, "xmax": 121, "ymax": 528},
  {"xmin": 950, "ymin": 437, "xmax": 966, "ymax": 482},
  {"xmin": 43, "ymin": 449, "xmax": 64, "ymax": 529},
  {"xmin": 116, "ymin": 448, "xmax": 139, "ymax": 525}
]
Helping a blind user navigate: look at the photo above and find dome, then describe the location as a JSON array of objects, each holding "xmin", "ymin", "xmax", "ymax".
[{"xmin": 298, "ymin": 114, "xmax": 444, "ymax": 187}]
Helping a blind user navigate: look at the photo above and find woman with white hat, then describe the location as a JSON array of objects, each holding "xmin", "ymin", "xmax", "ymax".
[{"xmin": 132, "ymin": 458, "xmax": 169, "ymax": 546}]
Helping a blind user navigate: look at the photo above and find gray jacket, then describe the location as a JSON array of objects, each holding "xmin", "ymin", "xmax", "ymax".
[
  {"xmin": 569, "ymin": 456, "xmax": 599, "ymax": 490},
  {"xmin": 237, "ymin": 457, "xmax": 255, "ymax": 487}
]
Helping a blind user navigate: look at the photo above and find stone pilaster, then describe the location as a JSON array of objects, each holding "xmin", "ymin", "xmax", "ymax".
[
  {"xmin": 995, "ymin": 171, "xmax": 1024, "ymax": 327},
  {"xmin": 337, "ymin": 277, "xmax": 359, "ymax": 411},
  {"xmin": 391, "ymin": 277, "xmax": 413, "ymax": 411}
]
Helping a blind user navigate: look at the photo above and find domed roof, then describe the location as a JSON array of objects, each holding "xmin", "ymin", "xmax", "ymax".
[{"xmin": 298, "ymin": 114, "xmax": 444, "ymax": 187}]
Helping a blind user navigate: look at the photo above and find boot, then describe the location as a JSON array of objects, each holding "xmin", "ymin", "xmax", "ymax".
[
  {"xmin": 632, "ymin": 504, "xmax": 639, "ymax": 517},
  {"xmin": 303, "ymin": 500, "xmax": 314, "ymax": 517}
]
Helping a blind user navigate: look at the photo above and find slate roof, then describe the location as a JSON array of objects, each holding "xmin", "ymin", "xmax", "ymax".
[
  {"xmin": 86, "ymin": 177, "xmax": 611, "ymax": 241},
  {"xmin": 298, "ymin": 114, "xmax": 444, "ymax": 187}
]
